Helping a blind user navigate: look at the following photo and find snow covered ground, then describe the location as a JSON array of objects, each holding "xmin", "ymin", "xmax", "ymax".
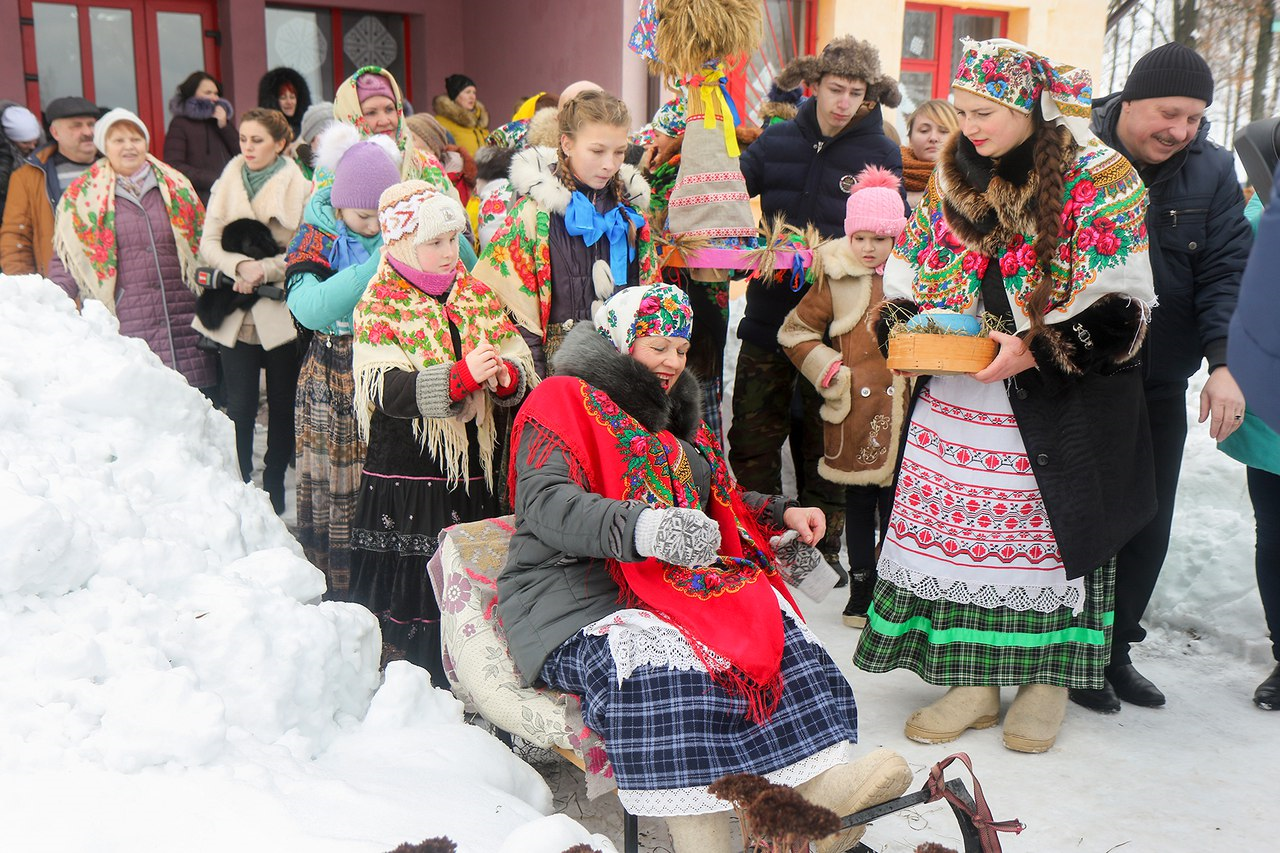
[{"xmin": 1, "ymin": 275, "xmax": 1274, "ymax": 852}]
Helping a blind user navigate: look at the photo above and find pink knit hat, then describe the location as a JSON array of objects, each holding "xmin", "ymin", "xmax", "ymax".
[
  {"xmin": 355, "ymin": 73, "xmax": 396, "ymax": 106},
  {"xmin": 843, "ymin": 166, "xmax": 907, "ymax": 237}
]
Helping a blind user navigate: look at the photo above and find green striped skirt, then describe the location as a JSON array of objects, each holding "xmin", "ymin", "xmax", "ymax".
[{"xmin": 853, "ymin": 560, "xmax": 1115, "ymax": 690}]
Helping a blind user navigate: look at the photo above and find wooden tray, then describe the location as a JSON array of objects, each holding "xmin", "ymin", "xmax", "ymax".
[{"xmin": 887, "ymin": 332, "xmax": 998, "ymax": 376}]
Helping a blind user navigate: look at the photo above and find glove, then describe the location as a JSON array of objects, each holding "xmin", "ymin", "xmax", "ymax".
[
  {"xmin": 770, "ymin": 530, "xmax": 839, "ymax": 602},
  {"xmin": 634, "ymin": 507, "xmax": 722, "ymax": 567}
]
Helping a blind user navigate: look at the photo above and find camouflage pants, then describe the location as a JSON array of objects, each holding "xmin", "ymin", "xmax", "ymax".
[{"xmin": 728, "ymin": 340, "xmax": 847, "ymax": 556}]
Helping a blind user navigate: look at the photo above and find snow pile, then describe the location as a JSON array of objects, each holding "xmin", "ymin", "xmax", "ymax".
[{"xmin": 0, "ymin": 276, "xmax": 608, "ymax": 852}]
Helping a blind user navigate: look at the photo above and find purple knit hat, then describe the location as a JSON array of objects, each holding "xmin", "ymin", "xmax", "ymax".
[
  {"xmin": 355, "ymin": 73, "xmax": 396, "ymax": 106},
  {"xmin": 332, "ymin": 140, "xmax": 401, "ymax": 210}
]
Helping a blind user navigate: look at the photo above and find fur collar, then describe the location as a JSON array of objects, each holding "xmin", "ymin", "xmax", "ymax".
[
  {"xmin": 168, "ymin": 94, "xmax": 233, "ymax": 122},
  {"xmin": 431, "ymin": 94, "xmax": 490, "ymax": 130},
  {"xmin": 551, "ymin": 323, "xmax": 703, "ymax": 441},
  {"xmin": 817, "ymin": 236, "xmax": 874, "ymax": 280},
  {"xmin": 937, "ymin": 132, "xmax": 1068, "ymax": 256},
  {"xmin": 509, "ymin": 146, "xmax": 651, "ymax": 215}
]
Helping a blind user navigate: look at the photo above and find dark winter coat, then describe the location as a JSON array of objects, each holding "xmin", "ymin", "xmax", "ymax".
[
  {"xmin": 257, "ymin": 67, "xmax": 312, "ymax": 139},
  {"xmin": 1230, "ymin": 163, "xmax": 1280, "ymax": 432},
  {"xmin": 737, "ymin": 97, "xmax": 906, "ymax": 351},
  {"xmin": 0, "ymin": 100, "xmax": 44, "ymax": 237},
  {"xmin": 47, "ymin": 180, "xmax": 216, "ymax": 388},
  {"xmin": 163, "ymin": 96, "xmax": 239, "ymax": 204},
  {"xmin": 882, "ymin": 133, "xmax": 1158, "ymax": 579},
  {"xmin": 1092, "ymin": 93, "xmax": 1253, "ymax": 397},
  {"xmin": 496, "ymin": 324, "xmax": 790, "ymax": 686}
]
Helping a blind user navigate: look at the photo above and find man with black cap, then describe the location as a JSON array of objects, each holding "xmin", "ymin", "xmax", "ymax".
[
  {"xmin": 1075, "ymin": 43, "xmax": 1253, "ymax": 713},
  {"xmin": 1, "ymin": 96, "xmax": 100, "ymax": 276}
]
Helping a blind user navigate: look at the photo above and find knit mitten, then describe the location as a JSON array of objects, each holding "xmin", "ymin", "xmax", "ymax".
[
  {"xmin": 634, "ymin": 507, "xmax": 721, "ymax": 566},
  {"xmin": 1002, "ymin": 684, "xmax": 1068, "ymax": 753},
  {"xmin": 904, "ymin": 686, "xmax": 1001, "ymax": 744}
]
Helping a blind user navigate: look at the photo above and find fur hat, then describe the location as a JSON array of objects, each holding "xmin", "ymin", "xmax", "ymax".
[
  {"xmin": 780, "ymin": 36, "xmax": 902, "ymax": 109},
  {"xmin": 299, "ymin": 101, "xmax": 334, "ymax": 143},
  {"xmin": 475, "ymin": 145, "xmax": 515, "ymax": 184},
  {"xmin": 844, "ymin": 166, "xmax": 907, "ymax": 238},
  {"xmin": 526, "ymin": 107, "xmax": 560, "ymax": 149},
  {"xmin": 378, "ymin": 180, "xmax": 467, "ymax": 253}
]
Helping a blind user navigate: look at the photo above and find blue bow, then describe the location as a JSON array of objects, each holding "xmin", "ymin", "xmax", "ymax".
[
  {"xmin": 564, "ymin": 191, "xmax": 646, "ymax": 290},
  {"xmin": 787, "ymin": 250, "xmax": 807, "ymax": 292},
  {"xmin": 327, "ymin": 221, "xmax": 372, "ymax": 271}
]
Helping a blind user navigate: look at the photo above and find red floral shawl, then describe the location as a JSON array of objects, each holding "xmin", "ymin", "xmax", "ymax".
[{"xmin": 511, "ymin": 375, "xmax": 798, "ymax": 723}]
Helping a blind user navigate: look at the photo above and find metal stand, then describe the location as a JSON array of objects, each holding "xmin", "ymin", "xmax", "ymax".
[{"xmin": 838, "ymin": 779, "xmax": 987, "ymax": 853}]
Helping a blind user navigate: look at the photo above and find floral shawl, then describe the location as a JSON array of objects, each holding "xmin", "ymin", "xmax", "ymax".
[
  {"xmin": 52, "ymin": 154, "xmax": 203, "ymax": 313},
  {"xmin": 884, "ymin": 138, "xmax": 1156, "ymax": 331},
  {"xmin": 352, "ymin": 257, "xmax": 534, "ymax": 488},
  {"xmin": 315, "ymin": 65, "xmax": 453, "ymax": 196}
]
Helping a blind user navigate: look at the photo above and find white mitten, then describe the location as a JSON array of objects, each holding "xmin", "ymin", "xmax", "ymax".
[{"xmin": 634, "ymin": 507, "xmax": 722, "ymax": 566}]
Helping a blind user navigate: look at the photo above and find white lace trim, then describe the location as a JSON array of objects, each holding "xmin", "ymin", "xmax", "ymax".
[
  {"xmin": 774, "ymin": 588, "xmax": 822, "ymax": 647},
  {"xmin": 616, "ymin": 740, "xmax": 856, "ymax": 816},
  {"xmin": 583, "ymin": 609, "xmax": 730, "ymax": 682},
  {"xmin": 879, "ymin": 556, "xmax": 1086, "ymax": 616}
]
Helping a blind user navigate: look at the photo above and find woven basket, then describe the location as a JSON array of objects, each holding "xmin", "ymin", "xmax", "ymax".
[{"xmin": 887, "ymin": 333, "xmax": 998, "ymax": 375}]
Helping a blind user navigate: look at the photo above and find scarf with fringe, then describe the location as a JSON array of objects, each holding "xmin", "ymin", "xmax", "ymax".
[
  {"xmin": 53, "ymin": 155, "xmax": 203, "ymax": 313},
  {"xmin": 510, "ymin": 375, "xmax": 798, "ymax": 724},
  {"xmin": 352, "ymin": 257, "xmax": 531, "ymax": 489}
]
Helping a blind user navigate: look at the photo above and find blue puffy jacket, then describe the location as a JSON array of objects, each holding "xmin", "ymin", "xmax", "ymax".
[
  {"xmin": 1092, "ymin": 93, "xmax": 1252, "ymax": 396},
  {"xmin": 1229, "ymin": 163, "xmax": 1280, "ymax": 432},
  {"xmin": 737, "ymin": 98, "xmax": 905, "ymax": 351}
]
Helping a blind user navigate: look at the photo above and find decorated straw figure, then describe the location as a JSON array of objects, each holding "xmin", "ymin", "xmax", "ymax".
[{"xmin": 631, "ymin": 0, "xmax": 762, "ymax": 250}]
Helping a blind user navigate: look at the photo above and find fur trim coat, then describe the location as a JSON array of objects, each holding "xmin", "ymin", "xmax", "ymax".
[
  {"xmin": 883, "ymin": 131, "xmax": 1159, "ymax": 578},
  {"xmin": 194, "ymin": 154, "xmax": 310, "ymax": 349},
  {"xmin": 257, "ymin": 67, "xmax": 312, "ymax": 137},
  {"xmin": 779, "ymin": 238, "xmax": 909, "ymax": 486},
  {"xmin": 431, "ymin": 94, "xmax": 490, "ymax": 156},
  {"xmin": 470, "ymin": 147, "xmax": 661, "ymax": 363}
]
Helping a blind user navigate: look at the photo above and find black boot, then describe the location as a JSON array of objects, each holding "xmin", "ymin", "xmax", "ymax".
[
  {"xmin": 1254, "ymin": 663, "xmax": 1280, "ymax": 710},
  {"xmin": 1069, "ymin": 682, "xmax": 1121, "ymax": 714},
  {"xmin": 842, "ymin": 570, "xmax": 875, "ymax": 627},
  {"xmin": 1106, "ymin": 662, "xmax": 1166, "ymax": 708},
  {"xmin": 263, "ymin": 469, "xmax": 286, "ymax": 516}
]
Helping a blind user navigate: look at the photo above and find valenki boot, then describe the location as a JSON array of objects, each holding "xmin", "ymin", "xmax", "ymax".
[
  {"xmin": 904, "ymin": 686, "xmax": 1001, "ymax": 744},
  {"xmin": 796, "ymin": 748, "xmax": 913, "ymax": 853},
  {"xmin": 1002, "ymin": 684, "xmax": 1068, "ymax": 753},
  {"xmin": 665, "ymin": 811, "xmax": 733, "ymax": 853}
]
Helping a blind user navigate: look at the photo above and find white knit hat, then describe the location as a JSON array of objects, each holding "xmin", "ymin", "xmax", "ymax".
[
  {"xmin": 93, "ymin": 107, "xmax": 149, "ymax": 153},
  {"xmin": 377, "ymin": 180, "xmax": 467, "ymax": 246},
  {"xmin": 2, "ymin": 106, "xmax": 41, "ymax": 143}
]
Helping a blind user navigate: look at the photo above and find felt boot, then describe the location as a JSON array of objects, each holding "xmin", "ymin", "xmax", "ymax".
[
  {"xmin": 904, "ymin": 686, "xmax": 1001, "ymax": 744},
  {"xmin": 1002, "ymin": 684, "xmax": 1068, "ymax": 753},
  {"xmin": 665, "ymin": 810, "xmax": 733, "ymax": 853},
  {"xmin": 796, "ymin": 748, "xmax": 913, "ymax": 853}
]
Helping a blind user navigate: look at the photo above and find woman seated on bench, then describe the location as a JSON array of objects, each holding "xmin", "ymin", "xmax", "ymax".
[{"xmin": 497, "ymin": 284, "xmax": 912, "ymax": 853}]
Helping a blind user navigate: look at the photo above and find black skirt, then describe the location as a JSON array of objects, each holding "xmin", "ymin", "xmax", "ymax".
[{"xmin": 349, "ymin": 411, "xmax": 499, "ymax": 687}]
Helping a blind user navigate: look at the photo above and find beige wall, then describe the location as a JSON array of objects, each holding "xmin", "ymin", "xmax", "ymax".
[{"xmin": 818, "ymin": 0, "xmax": 1108, "ymax": 93}]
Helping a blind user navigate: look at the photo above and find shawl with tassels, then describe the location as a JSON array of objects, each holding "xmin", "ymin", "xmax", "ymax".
[
  {"xmin": 352, "ymin": 256, "xmax": 533, "ymax": 489},
  {"xmin": 510, "ymin": 374, "xmax": 799, "ymax": 724},
  {"xmin": 52, "ymin": 155, "xmax": 203, "ymax": 313}
]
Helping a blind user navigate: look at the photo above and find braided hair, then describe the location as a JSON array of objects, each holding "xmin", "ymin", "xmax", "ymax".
[
  {"xmin": 1022, "ymin": 115, "xmax": 1074, "ymax": 345},
  {"xmin": 556, "ymin": 89, "xmax": 632, "ymax": 206}
]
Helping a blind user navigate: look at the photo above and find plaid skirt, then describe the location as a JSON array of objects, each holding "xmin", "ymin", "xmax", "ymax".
[
  {"xmin": 853, "ymin": 560, "xmax": 1115, "ymax": 690},
  {"xmin": 294, "ymin": 334, "xmax": 365, "ymax": 596},
  {"xmin": 541, "ymin": 613, "xmax": 858, "ymax": 813}
]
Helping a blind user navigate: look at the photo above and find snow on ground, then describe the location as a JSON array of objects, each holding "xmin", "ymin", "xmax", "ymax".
[
  {"xmin": 1, "ymin": 276, "xmax": 1274, "ymax": 853},
  {"xmin": 0, "ymin": 275, "xmax": 612, "ymax": 853}
]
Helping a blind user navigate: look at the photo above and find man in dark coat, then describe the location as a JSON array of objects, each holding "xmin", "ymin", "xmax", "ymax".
[
  {"xmin": 1073, "ymin": 43, "xmax": 1254, "ymax": 713},
  {"xmin": 728, "ymin": 35, "xmax": 905, "ymax": 584}
]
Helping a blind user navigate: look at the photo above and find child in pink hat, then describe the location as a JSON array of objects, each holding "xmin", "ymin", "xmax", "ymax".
[{"xmin": 778, "ymin": 165, "xmax": 911, "ymax": 628}]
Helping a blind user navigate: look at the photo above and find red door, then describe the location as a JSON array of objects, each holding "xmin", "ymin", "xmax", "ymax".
[{"xmin": 20, "ymin": 0, "xmax": 220, "ymax": 154}]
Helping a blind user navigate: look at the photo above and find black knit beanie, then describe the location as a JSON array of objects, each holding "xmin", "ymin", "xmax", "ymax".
[
  {"xmin": 445, "ymin": 74, "xmax": 476, "ymax": 101},
  {"xmin": 1121, "ymin": 42, "xmax": 1214, "ymax": 106}
]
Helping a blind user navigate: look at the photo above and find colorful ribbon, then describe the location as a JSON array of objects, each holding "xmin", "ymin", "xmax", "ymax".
[
  {"xmin": 564, "ymin": 191, "xmax": 647, "ymax": 290},
  {"xmin": 691, "ymin": 64, "xmax": 742, "ymax": 157}
]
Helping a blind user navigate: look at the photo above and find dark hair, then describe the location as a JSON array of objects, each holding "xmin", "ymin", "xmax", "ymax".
[
  {"xmin": 240, "ymin": 107, "xmax": 294, "ymax": 144},
  {"xmin": 177, "ymin": 71, "xmax": 220, "ymax": 102},
  {"xmin": 1023, "ymin": 111, "xmax": 1074, "ymax": 346},
  {"xmin": 535, "ymin": 93, "xmax": 558, "ymax": 111},
  {"xmin": 475, "ymin": 145, "xmax": 515, "ymax": 183}
]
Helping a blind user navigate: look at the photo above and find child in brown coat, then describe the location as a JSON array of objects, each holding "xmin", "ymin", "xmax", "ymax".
[{"xmin": 779, "ymin": 166, "xmax": 910, "ymax": 627}]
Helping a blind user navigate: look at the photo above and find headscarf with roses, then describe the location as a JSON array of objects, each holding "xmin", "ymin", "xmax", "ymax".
[{"xmin": 952, "ymin": 38, "xmax": 1094, "ymax": 146}]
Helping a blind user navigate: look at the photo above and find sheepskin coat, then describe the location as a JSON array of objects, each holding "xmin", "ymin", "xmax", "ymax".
[{"xmin": 431, "ymin": 94, "xmax": 490, "ymax": 156}]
